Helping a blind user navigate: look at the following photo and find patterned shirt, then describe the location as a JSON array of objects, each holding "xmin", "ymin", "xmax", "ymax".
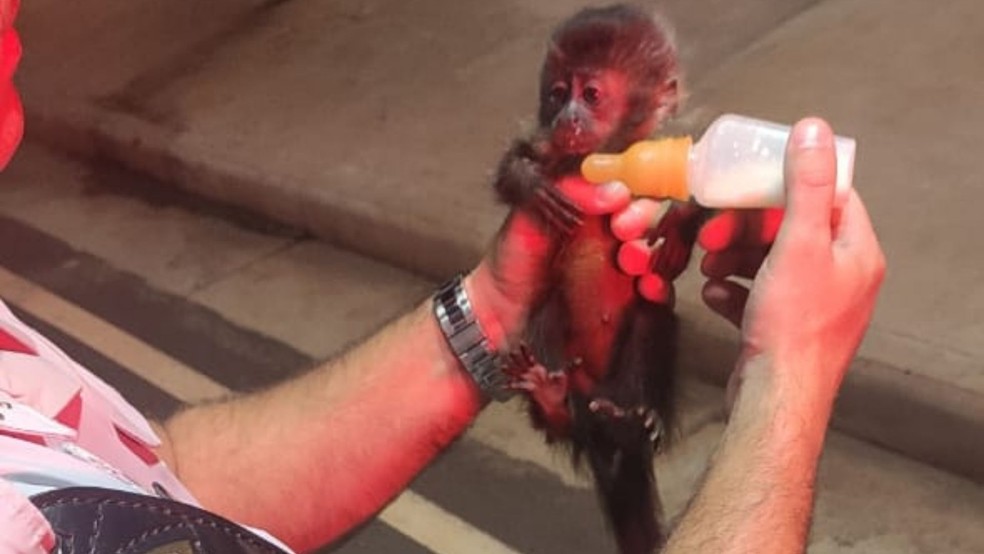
[{"xmin": 0, "ymin": 300, "xmax": 292, "ymax": 553}]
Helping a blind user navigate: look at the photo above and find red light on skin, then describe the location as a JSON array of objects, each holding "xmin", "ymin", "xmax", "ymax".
[
  {"xmin": 0, "ymin": 29, "xmax": 20, "ymax": 82},
  {"xmin": 0, "ymin": 83, "xmax": 22, "ymax": 171},
  {"xmin": 699, "ymin": 208, "xmax": 784, "ymax": 253},
  {"xmin": 617, "ymin": 239, "xmax": 652, "ymax": 276},
  {"xmin": 0, "ymin": 0, "xmax": 21, "ymax": 171},
  {"xmin": 638, "ymin": 274, "xmax": 671, "ymax": 305},
  {"xmin": 0, "ymin": 1, "xmax": 19, "ymax": 32}
]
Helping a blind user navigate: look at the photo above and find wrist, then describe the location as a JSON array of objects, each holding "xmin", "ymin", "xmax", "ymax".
[
  {"xmin": 730, "ymin": 354, "xmax": 835, "ymax": 440},
  {"xmin": 462, "ymin": 262, "xmax": 523, "ymax": 351},
  {"xmin": 433, "ymin": 272, "xmax": 514, "ymax": 403}
]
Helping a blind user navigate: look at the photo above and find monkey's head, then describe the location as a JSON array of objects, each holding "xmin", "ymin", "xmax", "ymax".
[{"xmin": 538, "ymin": 4, "xmax": 680, "ymax": 157}]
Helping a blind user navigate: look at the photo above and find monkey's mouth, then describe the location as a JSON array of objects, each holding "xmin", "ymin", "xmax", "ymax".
[{"xmin": 553, "ymin": 125, "xmax": 600, "ymax": 155}]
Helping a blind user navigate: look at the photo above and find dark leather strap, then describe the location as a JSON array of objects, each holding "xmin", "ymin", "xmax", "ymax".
[{"xmin": 30, "ymin": 487, "xmax": 289, "ymax": 554}]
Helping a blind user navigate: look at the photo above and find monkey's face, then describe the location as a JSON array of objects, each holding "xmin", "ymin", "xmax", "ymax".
[{"xmin": 539, "ymin": 69, "xmax": 631, "ymax": 157}]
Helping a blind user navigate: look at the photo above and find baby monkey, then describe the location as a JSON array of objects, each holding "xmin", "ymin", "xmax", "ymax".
[{"xmin": 493, "ymin": 5, "xmax": 706, "ymax": 553}]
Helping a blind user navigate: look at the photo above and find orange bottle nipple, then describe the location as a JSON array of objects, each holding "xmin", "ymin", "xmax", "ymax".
[{"xmin": 581, "ymin": 137, "xmax": 693, "ymax": 201}]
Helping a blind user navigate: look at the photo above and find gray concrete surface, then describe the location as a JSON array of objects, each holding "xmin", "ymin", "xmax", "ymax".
[
  {"xmin": 12, "ymin": 0, "xmax": 984, "ymax": 482},
  {"xmin": 16, "ymin": 0, "xmax": 821, "ymax": 279},
  {"xmin": 1, "ymin": 143, "xmax": 982, "ymax": 553}
]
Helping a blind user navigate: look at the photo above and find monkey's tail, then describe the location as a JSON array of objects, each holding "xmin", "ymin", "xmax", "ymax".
[
  {"xmin": 573, "ymin": 300, "xmax": 679, "ymax": 553},
  {"xmin": 579, "ymin": 416, "xmax": 662, "ymax": 554}
]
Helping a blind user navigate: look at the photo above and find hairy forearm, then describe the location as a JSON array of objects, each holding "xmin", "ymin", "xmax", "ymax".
[
  {"xmin": 155, "ymin": 281, "xmax": 496, "ymax": 552},
  {"xmin": 663, "ymin": 358, "xmax": 832, "ymax": 554}
]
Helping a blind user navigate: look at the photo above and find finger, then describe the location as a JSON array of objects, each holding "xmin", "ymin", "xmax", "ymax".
[
  {"xmin": 698, "ymin": 208, "xmax": 783, "ymax": 252},
  {"xmin": 502, "ymin": 360, "xmax": 521, "ymax": 377},
  {"xmin": 611, "ymin": 198, "xmax": 670, "ymax": 241},
  {"xmin": 758, "ymin": 208, "xmax": 784, "ymax": 244},
  {"xmin": 507, "ymin": 382, "xmax": 535, "ymax": 392},
  {"xmin": 520, "ymin": 343, "xmax": 533, "ymax": 362},
  {"xmin": 832, "ymin": 189, "xmax": 878, "ymax": 251},
  {"xmin": 547, "ymin": 372, "xmax": 566, "ymax": 383},
  {"xmin": 832, "ymin": 189, "xmax": 887, "ymax": 279},
  {"xmin": 617, "ymin": 239, "xmax": 655, "ymax": 276},
  {"xmin": 589, "ymin": 399, "xmax": 625, "ymax": 418},
  {"xmin": 557, "ymin": 179, "xmax": 631, "ymax": 216},
  {"xmin": 638, "ymin": 274, "xmax": 675, "ymax": 305},
  {"xmin": 702, "ymin": 279, "xmax": 750, "ymax": 328},
  {"xmin": 698, "ymin": 210, "xmax": 743, "ymax": 252},
  {"xmin": 780, "ymin": 117, "xmax": 838, "ymax": 242},
  {"xmin": 701, "ymin": 248, "xmax": 768, "ymax": 280}
]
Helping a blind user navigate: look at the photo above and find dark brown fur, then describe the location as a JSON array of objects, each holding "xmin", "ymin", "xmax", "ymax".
[{"xmin": 492, "ymin": 5, "xmax": 706, "ymax": 553}]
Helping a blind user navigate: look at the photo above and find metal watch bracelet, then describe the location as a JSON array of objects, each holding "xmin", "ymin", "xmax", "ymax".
[{"xmin": 433, "ymin": 274, "xmax": 512, "ymax": 402}]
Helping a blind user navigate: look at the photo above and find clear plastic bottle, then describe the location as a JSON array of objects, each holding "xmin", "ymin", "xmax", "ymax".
[{"xmin": 581, "ymin": 114, "xmax": 857, "ymax": 208}]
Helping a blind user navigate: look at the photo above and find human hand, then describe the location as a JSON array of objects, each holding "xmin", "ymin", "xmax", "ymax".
[
  {"xmin": 465, "ymin": 178, "xmax": 631, "ymax": 348},
  {"xmin": 610, "ymin": 198, "xmax": 674, "ymax": 303},
  {"xmin": 701, "ymin": 118, "xmax": 886, "ymax": 411},
  {"xmin": 611, "ymin": 200, "xmax": 710, "ymax": 304}
]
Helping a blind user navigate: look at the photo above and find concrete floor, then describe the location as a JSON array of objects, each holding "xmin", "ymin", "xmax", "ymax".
[
  {"xmin": 5, "ymin": 0, "xmax": 984, "ymax": 550},
  {"xmin": 0, "ymin": 142, "xmax": 981, "ymax": 553},
  {"xmin": 14, "ymin": 0, "xmax": 984, "ymax": 482}
]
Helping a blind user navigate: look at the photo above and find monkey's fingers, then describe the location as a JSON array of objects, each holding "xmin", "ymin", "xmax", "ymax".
[
  {"xmin": 534, "ymin": 186, "xmax": 584, "ymax": 234},
  {"xmin": 519, "ymin": 342, "xmax": 536, "ymax": 366},
  {"xmin": 501, "ymin": 355, "xmax": 528, "ymax": 378},
  {"xmin": 506, "ymin": 380, "xmax": 537, "ymax": 392},
  {"xmin": 588, "ymin": 398, "xmax": 627, "ymax": 419},
  {"xmin": 535, "ymin": 201, "xmax": 576, "ymax": 236},
  {"xmin": 651, "ymin": 234, "xmax": 696, "ymax": 282},
  {"xmin": 639, "ymin": 409, "xmax": 663, "ymax": 444},
  {"xmin": 702, "ymin": 279, "xmax": 750, "ymax": 329},
  {"xmin": 546, "ymin": 371, "xmax": 568, "ymax": 384},
  {"xmin": 564, "ymin": 357, "xmax": 584, "ymax": 372}
]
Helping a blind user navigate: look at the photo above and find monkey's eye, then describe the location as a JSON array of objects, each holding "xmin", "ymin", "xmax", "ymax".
[
  {"xmin": 549, "ymin": 83, "xmax": 569, "ymax": 104},
  {"xmin": 583, "ymin": 85, "xmax": 601, "ymax": 105}
]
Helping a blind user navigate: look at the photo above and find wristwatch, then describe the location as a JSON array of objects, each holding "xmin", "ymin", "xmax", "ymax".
[{"xmin": 433, "ymin": 274, "xmax": 513, "ymax": 402}]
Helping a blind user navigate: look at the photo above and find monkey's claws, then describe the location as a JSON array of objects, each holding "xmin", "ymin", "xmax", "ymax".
[
  {"xmin": 502, "ymin": 343, "xmax": 570, "ymax": 406},
  {"xmin": 589, "ymin": 399, "xmax": 663, "ymax": 444},
  {"xmin": 533, "ymin": 185, "xmax": 584, "ymax": 237}
]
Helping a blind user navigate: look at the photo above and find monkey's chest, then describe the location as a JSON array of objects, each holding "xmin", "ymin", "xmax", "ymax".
[{"xmin": 557, "ymin": 216, "xmax": 636, "ymax": 380}]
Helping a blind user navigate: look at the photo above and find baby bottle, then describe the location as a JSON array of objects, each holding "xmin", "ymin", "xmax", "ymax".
[{"xmin": 581, "ymin": 114, "xmax": 857, "ymax": 208}]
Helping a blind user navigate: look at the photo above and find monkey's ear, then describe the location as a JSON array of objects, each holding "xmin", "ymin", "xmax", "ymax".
[{"xmin": 653, "ymin": 77, "xmax": 682, "ymax": 122}]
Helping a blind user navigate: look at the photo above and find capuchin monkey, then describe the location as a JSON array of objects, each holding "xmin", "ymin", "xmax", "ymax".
[{"xmin": 493, "ymin": 5, "xmax": 706, "ymax": 553}]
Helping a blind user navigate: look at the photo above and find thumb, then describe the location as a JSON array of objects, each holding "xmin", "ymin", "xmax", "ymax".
[{"xmin": 779, "ymin": 117, "xmax": 838, "ymax": 241}]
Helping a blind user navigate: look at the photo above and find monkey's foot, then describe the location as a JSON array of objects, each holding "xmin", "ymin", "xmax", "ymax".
[
  {"xmin": 589, "ymin": 398, "xmax": 663, "ymax": 444},
  {"xmin": 502, "ymin": 344, "xmax": 573, "ymax": 436},
  {"xmin": 533, "ymin": 185, "xmax": 584, "ymax": 236}
]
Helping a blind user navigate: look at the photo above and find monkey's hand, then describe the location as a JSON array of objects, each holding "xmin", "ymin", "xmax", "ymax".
[
  {"xmin": 502, "ymin": 344, "xmax": 573, "ymax": 439},
  {"xmin": 493, "ymin": 140, "xmax": 583, "ymax": 236},
  {"xmin": 649, "ymin": 202, "xmax": 711, "ymax": 281}
]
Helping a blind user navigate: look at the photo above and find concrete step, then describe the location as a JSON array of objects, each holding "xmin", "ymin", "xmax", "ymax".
[
  {"xmin": 13, "ymin": 0, "xmax": 984, "ymax": 484},
  {"xmin": 1, "ymin": 142, "xmax": 982, "ymax": 554}
]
